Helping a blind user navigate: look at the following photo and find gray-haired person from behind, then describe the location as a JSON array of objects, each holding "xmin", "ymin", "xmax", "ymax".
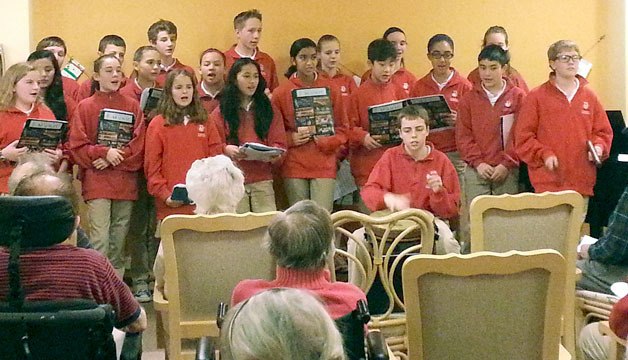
[{"xmin": 221, "ymin": 288, "xmax": 346, "ymax": 360}]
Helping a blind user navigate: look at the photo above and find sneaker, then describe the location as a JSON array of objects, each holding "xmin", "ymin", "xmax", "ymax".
[{"xmin": 134, "ymin": 289, "xmax": 152, "ymax": 303}]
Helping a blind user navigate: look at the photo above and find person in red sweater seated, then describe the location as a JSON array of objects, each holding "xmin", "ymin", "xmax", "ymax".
[
  {"xmin": 361, "ymin": 105, "xmax": 461, "ymax": 254},
  {"xmin": 224, "ymin": 9, "xmax": 279, "ymax": 93},
  {"xmin": 231, "ymin": 199, "xmax": 366, "ymax": 320},
  {"xmin": 147, "ymin": 19, "xmax": 195, "ymax": 85},
  {"xmin": 514, "ymin": 40, "xmax": 613, "ymax": 208},
  {"xmin": 348, "ymin": 38, "xmax": 407, "ymax": 203},
  {"xmin": 0, "ymin": 62, "xmax": 60, "ymax": 194}
]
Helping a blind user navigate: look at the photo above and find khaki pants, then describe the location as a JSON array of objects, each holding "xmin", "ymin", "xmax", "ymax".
[
  {"xmin": 459, "ymin": 165, "xmax": 519, "ymax": 246},
  {"xmin": 87, "ymin": 198, "xmax": 133, "ymax": 276},
  {"xmin": 284, "ymin": 178, "xmax": 335, "ymax": 212},
  {"xmin": 236, "ymin": 180, "xmax": 277, "ymax": 213}
]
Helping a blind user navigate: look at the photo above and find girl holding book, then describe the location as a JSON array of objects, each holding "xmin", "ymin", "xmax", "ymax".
[
  {"xmin": 0, "ymin": 62, "xmax": 58, "ymax": 193},
  {"xmin": 120, "ymin": 45, "xmax": 162, "ymax": 103},
  {"xmin": 144, "ymin": 68, "xmax": 223, "ymax": 222},
  {"xmin": 198, "ymin": 48, "xmax": 226, "ymax": 114},
  {"xmin": 68, "ymin": 54, "xmax": 145, "ymax": 277},
  {"xmin": 317, "ymin": 35, "xmax": 357, "ymax": 115},
  {"xmin": 212, "ymin": 58, "xmax": 286, "ymax": 213},
  {"xmin": 271, "ymin": 38, "xmax": 348, "ymax": 211}
]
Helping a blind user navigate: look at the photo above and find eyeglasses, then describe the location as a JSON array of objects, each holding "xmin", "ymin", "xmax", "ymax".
[
  {"xmin": 429, "ymin": 52, "xmax": 454, "ymax": 60},
  {"xmin": 555, "ymin": 54, "xmax": 582, "ymax": 63}
]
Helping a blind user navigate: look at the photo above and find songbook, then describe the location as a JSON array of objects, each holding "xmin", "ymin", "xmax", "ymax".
[
  {"xmin": 240, "ymin": 142, "xmax": 285, "ymax": 162},
  {"xmin": 18, "ymin": 119, "xmax": 68, "ymax": 151},
  {"xmin": 171, "ymin": 184, "xmax": 192, "ymax": 204},
  {"xmin": 139, "ymin": 87, "xmax": 163, "ymax": 115},
  {"xmin": 292, "ymin": 87, "xmax": 335, "ymax": 137},
  {"xmin": 500, "ymin": 114, "xmax": 515, "ymax": 150},
  {"xmin": 97, "ymin": 109, "xmax": 135, "ymax": 148},
  {"xmin": 368, "ymin": 95, "xmax": 452, "ymax": 145}
]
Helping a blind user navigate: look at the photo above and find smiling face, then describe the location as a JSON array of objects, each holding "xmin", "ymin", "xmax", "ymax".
[
  {"xmin": 318, "ymin": 40, "xmax": 341, "ymax": 71},
  {"xmin": 399, "ymin": 116, "xmax": 429, "ymax": 154},
  {"xmin": 200, "ymin": 51, "xmax": 226, "ymax": 86},
  {"xmin": 31, "ymin": 58, "xmax": 55, "ymax": 89},
  {"xmin": 478, "ymin": 59, "xmax": 505, "ymax": 91},
  {"xmin": 236, "ymin": 63, "xmax": 260, "ymax": 99},
  {"xmin": 135, "ymin": 49, "xmax": 161, "ymax": 83},
  {"xmin": 386, "ymin": 31, "xmax": 407, "ymax": 62},
  {"xmin": 153, "ymin": 31, "xmax": 177, "ymax": 58},
  {"xmin": 293, "ymin": 47, "xmax": 317, "ymax": 79},
  {"xmin": 236, "ymin": 18, "xmax": 262, "ymax": 52},
  {"xmin": 171, "ymin": 74, "xmax": 194, "ymax": 107},
  {"xmin": 428, "ymin": 40, "xmax": 454, "ymax": 77},
  {"xmin": 14, "ymin": 70, "xmax": 41, "ymax": 109},
  {"xmin": 93, "ymin": 57, "xmax": 122, "ymax": 92}
]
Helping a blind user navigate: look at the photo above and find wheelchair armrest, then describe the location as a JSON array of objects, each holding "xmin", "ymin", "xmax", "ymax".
[
  {"xmin": 366, "ymin": 329, "xmax": 389, "ymax": 360},
  {"xmin": 152, "ymin": 286, "xmax": 168, "ymax": 312}
]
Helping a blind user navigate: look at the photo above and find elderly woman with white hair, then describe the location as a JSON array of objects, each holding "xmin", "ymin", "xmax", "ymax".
[
  {"xmin": 221, "ymin": 288, "xmax": 346, "ymax": 360},
  {"xmin": 153, "ymin": 155, "xmax": 245, "ymax": 297},
  {"xmin": 231, "ymin": 199, "xmax": 366, "ymax": 320}
]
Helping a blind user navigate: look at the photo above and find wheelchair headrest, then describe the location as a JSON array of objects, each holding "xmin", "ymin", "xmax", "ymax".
[{"xmin": 0, "ymin": 196, "xmax": 76, "ymax": 248}]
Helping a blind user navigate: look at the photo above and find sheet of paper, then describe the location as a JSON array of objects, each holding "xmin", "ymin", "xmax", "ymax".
[{"xmin": 578, "ymin": 58, "xmax": 593, "ymax": 78}]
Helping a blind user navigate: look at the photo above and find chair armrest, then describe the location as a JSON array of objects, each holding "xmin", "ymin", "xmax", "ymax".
[
  {"xmin": 152, "ymin": 286, "xmax": 169, "ymax": 312},
  {"xmin": 599, "ymin": 321, "xmax": 628, "ymax": 345}
]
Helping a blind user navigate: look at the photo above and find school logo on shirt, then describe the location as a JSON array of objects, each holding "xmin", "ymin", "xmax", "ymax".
[
  {"xmin": 582, "ymin": 101, "xmax": 591, "ymax": 115},
  {"xmin": 403, "ymin": 82, "xmax": 409, "ymax": 90},
  {"xmin": 198, "ymin": 124, "xmax": 206, "ymax": 137},
  {"xmin": 504, "ymin": 100, "xmax": 512, "ymax": 108},
  {"xmin": 449, "ymin": 90, "xmax": 459, "ymax": 103},
  {"xmin": 340, "ymin": 85, "xmax": 348, "ymax": 95}
]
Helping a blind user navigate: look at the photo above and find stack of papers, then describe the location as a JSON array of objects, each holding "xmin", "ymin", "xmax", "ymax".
[{"xmin": 240, "ymin": 143, "xmax": 285, "ymax": 162}]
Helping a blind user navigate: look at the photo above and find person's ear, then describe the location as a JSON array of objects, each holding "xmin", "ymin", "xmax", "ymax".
[{"xmin": 367, "ymin": 60, "xmax": 374, "ymax": 70}]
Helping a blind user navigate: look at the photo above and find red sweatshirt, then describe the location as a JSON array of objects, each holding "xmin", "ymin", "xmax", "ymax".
[
  {"xmin": 155, "ymin": 59, "xmax": 195, "ymax": 86},
  {"xmin": 456, "ymin": 79, "xmax": 525, "ymax": 169},
  {"xmin": 348, "ymin": 78, "xmax": 407, "ymax": 186},
  {"xmin": 76, "ymin": 75, "xmax": 128, "ymax": 102},
  {"xmin": 468, "ymin": 67, "xmax": 530, "ymax": 94},
  {"xmin": 0, "ymin": 104, "xmax": 56, "ymax": 193},
  {"xmin": 271, "ymin": 74, "xmax": 348, "ymax": 179},
  {"xmin": 320, "ymin": 71, "xmax": 357, "ymax": 117},
  {"xmin": 119, "ymin": 78, "xmax": 144, "ymax": 103},
  {"xmin": 211, "ymin": 106, "xmax": 286, "ymax": 184},
  {"xmin": 231, "ymin": 266, "xmax": 366, "ymax": 320},
  {"xmin": 198, "ymin": 82, "xmax": 221, "ymax": 115},
  {"xmin": 225, "ymin": 46, "xmax": 279, "ymax": 91},
  {"xmin": 361, "ymin": 143, "xmax": 460, "ymax": 219},
  {"xmin": 361, "ymin": 67, "xmax": 416, "ymax": 97},
  {"xmin": 514, "ymin": 75, "xmax": 613, "ymax": 196},
  {"xmin": 409, "ymin": 68, "xmax": 473, "ymax": 153},
  {"xmin": 68, "ymin": 91, "xmax": 145, "ymax": 201},
  {"xmin": 144, "ymin": 114, "xmax": 223, "ymax": 220},
  {"xmin": 610, "ymin": 295, "xmax": 628, "ymax": 340},
  {"xmin": 62, "ymin": 77, "xmax": 80, "ymax": 102}
]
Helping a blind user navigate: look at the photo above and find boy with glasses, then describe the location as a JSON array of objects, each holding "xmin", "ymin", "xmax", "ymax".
[{"xmin": 515, "ymin": 40, "xmax": 612, "ymax": 208}]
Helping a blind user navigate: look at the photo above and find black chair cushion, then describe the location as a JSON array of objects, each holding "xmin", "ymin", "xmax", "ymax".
[{"xmin": 0, "ymin": 196, "xmax": 76, "ymax": 248}]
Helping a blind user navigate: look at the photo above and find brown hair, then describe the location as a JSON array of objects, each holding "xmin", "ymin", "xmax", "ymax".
[
  {"xmin": 233, "ymin": 9, "xmax": 262, "ymax": 30},
  {"xmin": 156, "ymin": 69, "xmax": 207, "ymax": 126},
  {"xmin": 147, "ymin": 19, "xmax": 177, "ymax": 43}
]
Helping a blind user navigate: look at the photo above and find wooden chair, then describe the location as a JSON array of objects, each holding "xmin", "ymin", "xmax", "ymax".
[
  {"xmin": 330, "ymin": 209, "xmax": 435, "ymax": 359},
  {"xmin": 153, "ymin": 211, "xmax": 279, "ymax": 360},
  {"xmin": 469, "ymin": 190, "xmax": 584, "ymax": 356},
  {"xmin": 402, "ymin": 250, "xmax": 571, "ymax": 360},
  {"xmin": 575, "ymin": 290, "xmax": 618, "ymax": 330},
  {"xmin": 598, "ymin": 321, "xmax": 626, "ymax": 360}
]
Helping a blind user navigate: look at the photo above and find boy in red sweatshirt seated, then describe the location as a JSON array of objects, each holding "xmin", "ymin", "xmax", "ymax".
[
  {"xmin": 361, "ymin": 105, "xmax": 461, "ymax": 254},
  {"xmin": 148, "ymin": 19, "xmax": 195, "ymax": 85},
  {"xmin": 514, "ymin": 40, "xmax": 612, "ymax": 210}
]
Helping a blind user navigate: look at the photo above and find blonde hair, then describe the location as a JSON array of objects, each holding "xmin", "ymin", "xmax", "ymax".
[
  {"xmin": 221, "ymin": 288, "xmax": 345, "ymax": 360},
  {"xmin": 0, "ymin": 62, "xmax": 39, "ymax": 111},
  {"xmin": 185, "ymin": 155, "xmax": 245, "ymax": 215}
]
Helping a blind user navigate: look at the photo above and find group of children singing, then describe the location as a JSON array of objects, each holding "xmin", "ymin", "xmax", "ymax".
[{"xmin": 0, "ymin": 9, "xmax": 613, "ymax": 300}]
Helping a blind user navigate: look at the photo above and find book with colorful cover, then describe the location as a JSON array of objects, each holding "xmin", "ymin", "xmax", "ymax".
[
  {"xmin": 291, "ymin": 87, "xmax": 335, "ymax": 137},
  {"xmin": 97, "ymin": 109, "xmax": 135, "ymax": 148},
  {"xmin": 140, "ymin": 87, "xmax": 163, "ymax": 116},
  {"xmin": 368, "ymin": 95, "xmax": 452, "ymax": 145},
  {"xmin": 18, "ymin": 119, "xmax": 68, "ymax": 150}
]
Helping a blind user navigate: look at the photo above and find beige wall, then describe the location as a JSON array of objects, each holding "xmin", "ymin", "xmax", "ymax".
[
  {"xmin": 26, "ymin": 0, "xmax": 627, "ymax": 113},
  {"xmin": 0, "ymin": 0, "xmax": 31, "ymax": 72}
]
